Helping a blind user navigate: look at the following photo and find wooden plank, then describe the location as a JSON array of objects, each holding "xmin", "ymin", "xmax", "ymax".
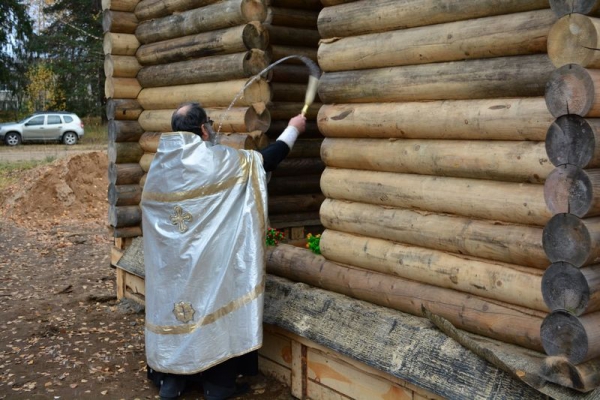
[
  {"xmin": 307, "ymin": 348, "xmax": 414, "ymax": 399},
  {"xmin": 258, "ymin": 356, "xmax": 292, "ymax": 387},
  {"xmin": 260, "ymin": 330, "xmax": 293, "ymax": 367},
  {"xmin": 123, "ymin": 270, "xmax": 146, "ymax": 305},
  {"xmin": 111, "ymin": 245, "xmax": 124, "ymax": 266},
  {"xmin": 291, "ymin": 340, "xmax": 304, "ymax": 398},
  {"xmin": 116, "ymin": 267, "xmax": 126, "ymax": 299},
  {"xmin": 307, "ymin": 381, "xmax": 351, "ymax": 400}
]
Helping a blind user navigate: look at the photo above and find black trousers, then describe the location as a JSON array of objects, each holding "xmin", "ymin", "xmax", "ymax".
[{"xmin": 202, "ymin": 350, "xmax": 258, "ymax": 389}]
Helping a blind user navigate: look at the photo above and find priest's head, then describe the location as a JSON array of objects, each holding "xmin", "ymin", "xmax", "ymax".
[{"xmin": 171, "ymin": 102, "xmax": 216, "ymax": 143}]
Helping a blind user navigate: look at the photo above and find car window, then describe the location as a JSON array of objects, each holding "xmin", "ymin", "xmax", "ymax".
[
  {"xmin": 47, "ymin": 115, "xmax": 61, "ymax": 125},
  {"xmin": 63, "ymin": 116, "xmax": 73, "ymax": 123},
  {"xmin": 27, "ymin": 116, "xmax": 45, "ymax": 126}
]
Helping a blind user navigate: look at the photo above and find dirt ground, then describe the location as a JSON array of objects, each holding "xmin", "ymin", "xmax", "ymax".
[{"xmin": 0, "ymin": 151, "xmax": 291, "ymax": 399}]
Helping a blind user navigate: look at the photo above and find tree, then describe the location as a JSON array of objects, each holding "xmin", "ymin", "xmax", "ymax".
[
  {"xmin": 0, "ymin": 1, "xmax": 33, "ymax": 118},
  {"xmin": 24, "ymin": 62, "xmax": 66, "ymax": 112},
  {"xmin": 30, "ymin": 0, "xmax": 104, "ymax": 118}
]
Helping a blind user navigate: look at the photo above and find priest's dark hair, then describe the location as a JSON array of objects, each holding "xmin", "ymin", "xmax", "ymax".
[{"xmin": 171, "ymin": 102, "xmax": 208, "ymax": 136}]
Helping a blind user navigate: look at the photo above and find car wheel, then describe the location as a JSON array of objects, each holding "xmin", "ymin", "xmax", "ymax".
[
  {"xmin": 62, "ymin": 132, "xmax": 78, "ymax": 145},
  {"xmin": 4, "ymin": 132, "xmax": 21, "ymax": 146}
]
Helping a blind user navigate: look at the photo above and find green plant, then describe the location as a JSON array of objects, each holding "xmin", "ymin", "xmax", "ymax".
[
  {"xmin": 306, "ymin": 233, "xmax": 321, "ymax": 254},
  {"xmin": 266, "ymin": 227, "xmax": 285, "ymax": 246}
]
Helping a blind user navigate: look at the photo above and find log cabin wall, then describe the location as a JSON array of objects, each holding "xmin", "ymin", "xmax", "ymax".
[
  {"xmin": 264, "ymin": 0, "xmax": 325, "ymax": 239},
  {"xmin": 539, "ymin": 0, "xmax": 600, "ymax": 384},
  {"xmin": 103, "ymin": 0, "xmax": 145, "ymax": 250},
  {"xmin": 314, "ymin": 0, "xmax": 562, "ymax": 353}
]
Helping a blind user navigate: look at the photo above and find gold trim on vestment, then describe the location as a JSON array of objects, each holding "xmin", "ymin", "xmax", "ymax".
[{"xmin": 145, "ymin": 277, "xmax": 265, "ymax": 335}]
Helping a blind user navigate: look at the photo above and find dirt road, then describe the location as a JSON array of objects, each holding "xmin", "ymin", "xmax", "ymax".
[{"xmin": 0, "ymin": 144, "xmax": 106, "ymax": 162}]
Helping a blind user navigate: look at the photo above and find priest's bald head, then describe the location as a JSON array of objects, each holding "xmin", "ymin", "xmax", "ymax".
[{"xmin": 171, "ymin": 102, "xmax": 216, "ymax": 143}]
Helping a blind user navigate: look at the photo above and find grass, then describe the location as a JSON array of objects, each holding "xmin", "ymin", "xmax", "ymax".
[
  {"xmin": 80, "ymin": 117, "xmax": 108, "ymax": 145},
  {"xmin": 0, "ymin": 156, "xmax": 56, "ymax": 190}
]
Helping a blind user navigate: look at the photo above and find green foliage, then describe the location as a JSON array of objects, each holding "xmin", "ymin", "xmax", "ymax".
[
  {"xmin": 0, "ymin": 0, "xmax": 33, "ymax": 84},
  {"xmin": 266, "ymin": 227, "xmax": 285, "ymax": 246},
  {"xmin": 306, "ymin": 233, "xmax": 321, "ymax": 255},
  {"xmin": 26, "ymin": 0, "xmax": 104, "ymax": 117}
]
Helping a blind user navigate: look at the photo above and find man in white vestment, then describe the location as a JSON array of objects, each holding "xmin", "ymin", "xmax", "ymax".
[{"xmin": 141, "ymin": 102, "xmax": 305, "ymax": 400}]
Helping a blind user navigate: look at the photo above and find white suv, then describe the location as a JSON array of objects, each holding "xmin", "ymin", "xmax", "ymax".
[{"xmin": 0, "ymin": 112, "xmax": 85, "ymax": 146}]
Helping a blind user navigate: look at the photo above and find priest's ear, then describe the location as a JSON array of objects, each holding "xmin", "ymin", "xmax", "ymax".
[{"xmin": 200, "ymin": 124, "xmax": 210, "ymax": 141}]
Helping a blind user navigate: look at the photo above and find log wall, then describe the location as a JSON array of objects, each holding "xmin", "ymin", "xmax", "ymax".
[
  {"xmin": 540, "ymin": 2, "xmax": 600, "ymax": 376},
  {"xmin": 313, "ymin": 0, "xmax": 599, "ymax": 386}
]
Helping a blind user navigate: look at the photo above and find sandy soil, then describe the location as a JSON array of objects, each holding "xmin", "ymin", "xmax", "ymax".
[{"xmin": 0, "ymin": 152, "xmax": 291, "ymax": 399}]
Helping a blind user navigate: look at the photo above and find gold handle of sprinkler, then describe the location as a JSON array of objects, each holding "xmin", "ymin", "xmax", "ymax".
[{"xmin": 302, "ymin": 75, "xmax": 320, "ymax": 116}]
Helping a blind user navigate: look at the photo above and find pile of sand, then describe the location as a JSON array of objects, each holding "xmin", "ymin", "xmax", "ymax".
[{"xmin": 0, "ymin": 152, "xmax": 109, "ymax": 225}]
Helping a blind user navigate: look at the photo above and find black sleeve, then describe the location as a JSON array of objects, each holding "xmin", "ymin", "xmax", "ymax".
[{"xmin": 258, "ymin": 140, "xmax": 290, "ymax": 172}]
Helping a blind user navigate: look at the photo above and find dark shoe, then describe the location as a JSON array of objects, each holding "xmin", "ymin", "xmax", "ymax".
[
  {"xmin": 147, "ymin": 367, "xmax": 166, "ymax": 388},
  {"xmin": 159, "ymin": 374, "xmax": 187, "ymax": 400},
  {"xmin": 204, "ymin": 382, "xmax": 250, "ymax": 400}
]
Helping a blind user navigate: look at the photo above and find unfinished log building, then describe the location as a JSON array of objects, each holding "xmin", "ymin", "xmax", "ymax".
[{"xmin": 105, "ymin": 0, "xmax": 600, "ymax": 398}]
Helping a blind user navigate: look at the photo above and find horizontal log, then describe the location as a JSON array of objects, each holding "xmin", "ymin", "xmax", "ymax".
[
  {"xmin": 268, "ymin": 212, "xmax": 321, "ymax": 228},
  {"xmin": 103, "ymin": 32, "xmax": 140, "ymax": 56},
  {"xmin": 109, "ymin": 205, "xmax": 142, "ymax": 227},
  {"xmin": 112, "ymin": 225, "xmax": 143, "ymax": 238},
  {"xmin": 106, "ymin": 99, "xmax": 142, "ymax": 121},
  {"xmin": 139, "ymin": 132, "xmax": 162, "ymax": 152},
  {"xmin": 318, "ymin": 54, "xmax": 553, "ymax": 104},
  {"xmin": 218, "ymin": 133, "xmax": 256, "ymax": 149},
  {"xmin": 318, "ymin": 9, "xmax": 554, "ymax": 72},
  {"xmin": 285, "ymin": 139, "xmax": 322, "ymax": 158},
  {"xmin": 271, "ymin": 157, "xmax": 325, "ymax": 177},
  {"xmin": 544, "ymin": 165, "xmax": 600, "ymax": 217},
  {"xmin": 267, "ymin": 120, "xmax": 321, "ymax": 138},
  {"xmin": 108, "ymin": 183, "xmax": 142, "ymax": 206},
  {"xmin": 267, "ymin": 174, "xmax": 321, "ymax": 195},
  {"xmin": 108, "ymin": 120, "xmax": 144, "ymax": 142},
  {"xmin": 541, "ymin": 310, "xmax": 600, "ymax": 364},
  {"xmin": 104, "ymin": 55, "xmax": 141, "ymax": 78},
  {"xmin": 545, "ymin": 64, "xmax": 600, "ymax": 118},
  {"xmin": 266, "ymin": 244, "xmax": 544, "ymax": 351},
  {"xmin": 542, "ymin": 356, "xmax": 600, "ymax": 392},
  {"xmin": 108, "ymin": 162, "xmax": 144, "ymax": 185},
  {"xmin": 265, "ymin": 25, "xmax": 320, "ymax": 47},
  {"xmin": 268, "ymin": 0, "xmax": 322, "ymax": 9},
  {"xmin": 543, "ymin": 214, "xmax": 600, "ymax": 267},
  {"xmin": 317, "ymin": 98, "xmax": 554, "ymax": 141},
  {"xmin": 542, "ymin": 262, "xmax": 600, "ymax": 315},
  {"xmin": 550, "ymin": 0, "xmax": 600, "ymax": 17},
  {"xmin": 108, "ymin": 141, "xmax": 144, "ymax": 164},
  {"xmin": 137, "ymin": 50, "xmax": 269, "ymax": 88},
  {"xmin": 139, "ymin": 152, "xmax": 155, "ymax": 172},
  {"xmin": 136, "ymin": 22, "xmax": 268, "ymax": 66},
  {"xmin": 321, "ymin": 138, "xmax": 552, "ymax": 184},
  {"xmin": 272, "ymin": 82, "xmax": 321, "ymax": 103},
  {"xmin": 269, "ymin": 64, "xmax": 311, "ymax": 83},
  {"xmin": 320, "ymin": 199, "xmax": 548, "ymax": 269},
  {"xmin": 103, "ymin": 10, "xmax": 138, "ymax": 34},
  {"xmin": 317, "ymin": 0, "xmax": 549, "ymax": 39},
  {"xmin": 105, "ymin": 77, "xmax": 141, "ymax": 99},
  {"xmin": 102, "ymin": 0, "xmax": 139, "ymax": 12},
  {"xmin": 134, "ymin": 0, "xmax": 220, "ymax": 21},
  {"xmin": 138, "ymin": 106, "xmax": 270, "ymax": 133},
  {"xmin": 546, "ymin": 115, "xmax": 600, "ymax": 168},
  {"xmin": 137, "ymin": 78, "xmax": 271, "ymax": 109},
  {"xmin": 135, "ymin": 0, "xmax": 267, "ymax": 44},
  {"xmin": 268, "ymin": 193, "xmax": 325, "ymax": 214},
  {"xmin": 268, "ymin": 45, "xmax": 318, "ymax": 64},
  {"xmin": 321, "ymin": 229, "xmax": 546, "ymax": 311},
  {"xmin": 321, "ymin": 168, "xmax": 551, "ymax": 226},
  {"xmin": 268, "ymin": 102, "xmax": 321, "ymax": 120},
  {"xmin": 267, "ymin": 7, "xmax": 318, "ymax": 28},
  {"xmin": 548, "ymin": 14, "xmax": 600, "ymax": 68}
]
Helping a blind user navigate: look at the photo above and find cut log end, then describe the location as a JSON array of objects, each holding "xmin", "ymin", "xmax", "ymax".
[
  {"xmin": 541, "ymin": 310, "xmax": 589, "ymax": 364},
  {"xmin": 546, "ymin": 115, "xmax": 596, "ymax": 168},
  {"xmin": 542, "ymin": 213, "xmax": 592, "ymax": 267},
  {"xmin": 548, "ymin": 13, "xmax": 600, "ymax": 68},
  {"xmin": 544, "ymin": 164, "xmax": 594, "ymax": 217},
  {"xmin": 549, "ymin": 0, "xmax": 600, "ymax": 17},
  {"xmin": 542, "ymin": 262, "xmax": 590, "ymax": 315},
  {"xmin": 545, "ymin": 64, "xmax": 595, "ymax": 117},
  {"xmin": 242, "ymin": 22, "xmax": 269, "ymax": 51}
]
